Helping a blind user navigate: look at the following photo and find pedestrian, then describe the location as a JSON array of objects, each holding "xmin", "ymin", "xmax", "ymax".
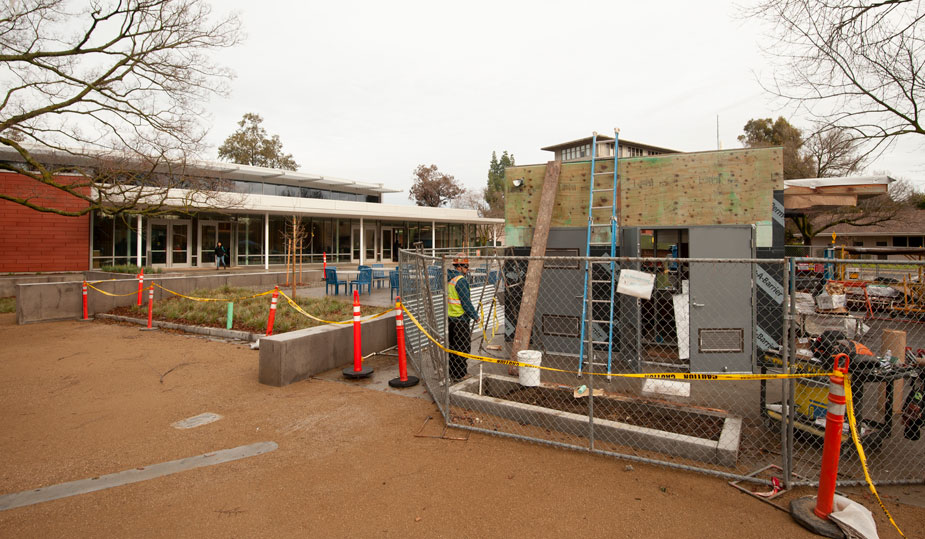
[
  {"xmin": 447, "ymin": 252, "xmax": 479, "ymax": 383},
  {"xmin": 215, "ymin": 241, "xmax": 227, "ymax": 269}
]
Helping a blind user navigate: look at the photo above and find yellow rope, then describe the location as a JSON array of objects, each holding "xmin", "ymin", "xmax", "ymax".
[
  {"xmin": 845, "ymin": 375, "xmax": 905, "ymax": 537},
  {"xmin": 152, "ymin": 283, "xmax": 276, "ymax": 302},
  {"xmin": 477, "ymin": 298, "xmax": 502, "ymax": 340},
  {"xmin": 278, "ymin": 291, "xmax": 394, "ymax": 326},
  {"xmin": 401, "ymin": 302, "xmax": 906, "ymax": 535},
  {"xmin": 85, "ymin": 282, "xmax": 151, "ymax": 297}
]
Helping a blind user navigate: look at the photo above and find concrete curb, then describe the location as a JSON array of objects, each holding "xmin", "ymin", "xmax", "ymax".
[{"xmin": 96, "ymin": 314, "xmax": 261, "ymax": 342}]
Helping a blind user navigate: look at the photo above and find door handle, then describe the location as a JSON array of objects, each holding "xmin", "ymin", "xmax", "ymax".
[{"xmin": 692, "ymin": 301, "xmax": 705, "ymax": 307}]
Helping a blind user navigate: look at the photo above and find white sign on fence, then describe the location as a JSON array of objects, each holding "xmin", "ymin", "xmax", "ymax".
[{"xmin": 616, "ymin": 269, "xmax": 656, "ymax": 300}]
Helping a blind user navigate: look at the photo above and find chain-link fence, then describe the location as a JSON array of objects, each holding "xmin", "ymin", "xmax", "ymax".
[{"xmin": 398, "ymin": 247, "xmax": 925, "ymax": 488}]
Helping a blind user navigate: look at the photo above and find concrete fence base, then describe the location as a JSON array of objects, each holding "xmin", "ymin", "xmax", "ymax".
[{"xmin": 259, "ymin": 313, "xmax": 397, "ymax": 387}]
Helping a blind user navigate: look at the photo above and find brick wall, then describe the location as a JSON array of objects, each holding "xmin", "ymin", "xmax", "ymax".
[{"xmin": 0, "ymin": 172, "xmax": 90, "ymax": 272}]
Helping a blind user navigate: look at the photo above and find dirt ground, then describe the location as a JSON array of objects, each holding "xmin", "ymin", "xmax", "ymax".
[{"xmin": 0, "ymin": 314, "xmax": 922, "ymax": 538}]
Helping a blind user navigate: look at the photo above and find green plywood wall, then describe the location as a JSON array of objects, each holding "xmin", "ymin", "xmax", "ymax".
[{"xmin": 504, "ymin": 147, "xmax": 783, "ymax": 246}]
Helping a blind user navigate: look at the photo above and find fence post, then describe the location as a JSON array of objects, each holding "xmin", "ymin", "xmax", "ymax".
[
  {"xmin": 790, "ymin": 353, "xmax": 851, "ymax": 536},
  {"xmin": 389, "ymin": 296, "xmax": 419, "ymax": 388},
  {"xmin": 781, "ymin": 259, "xmax": 792, "ymax": 488},
  {"xmin": 343, "ymin": 289, "xmax": 373, "ymax": 379}
]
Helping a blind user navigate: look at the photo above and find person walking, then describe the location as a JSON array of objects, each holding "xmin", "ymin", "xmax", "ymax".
[
  {"xmin": 214, "ymin": 242, "xmax": 227, "ymax": 269},
  {"xmin": 447, "ymin": 252, "xmax": 479, "ymax": 383}
]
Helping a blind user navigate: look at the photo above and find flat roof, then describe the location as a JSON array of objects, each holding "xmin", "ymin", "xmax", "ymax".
[
  {"xmin": 0, "ymin": 144, "xmax": 402, "ymax": 196},
  {"xmin": 540, "ymin": 135, "xmax": 679, "ymax": 154}
]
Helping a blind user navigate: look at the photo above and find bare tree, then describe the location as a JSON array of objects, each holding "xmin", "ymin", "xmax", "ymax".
[
  {"xmin": 791, "ymin": 178, "xmax": 912, "ymax": 245},
  {"xmin": 748, "ymin": 0, "xmax": 924, "ymax": 153},
  {"xmin": 804, "ymin": 125, "xmax": 867, "ymax": 178},
  {"xmin": 0, "ymin": 0, "xmax": 242, "ymax": 217}
]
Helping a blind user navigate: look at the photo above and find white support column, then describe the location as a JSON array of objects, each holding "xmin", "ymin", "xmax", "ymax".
[
  {"xmin": 431, "ymin": 221, "xmax": 436, "ymax": 256},
  {"xmin": 492, "ymin": 224, "xmax": 498, "ymax": 247},
  {"xmin": 136, "ymin": 215, "xmax": 143, "ymax": 267},
  {"xmin": 359, "ymin": 217, "xmax": 364, "ymax": 266},
  {"xmin": 264, "ymin": 213, "xmax": 270, "ymax": 270}
]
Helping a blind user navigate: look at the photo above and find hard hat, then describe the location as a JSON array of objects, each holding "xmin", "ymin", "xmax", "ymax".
[{"xmin": 452, "ymin": 252, "xmax": 469, "ymax": 265}]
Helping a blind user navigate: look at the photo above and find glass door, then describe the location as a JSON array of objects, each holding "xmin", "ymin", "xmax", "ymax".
[
  {"xmin": 171, "ymin": 223, "xmax": 189, "ymax": 265},
  {"xmin": 381, "ymin": 228, "xmax": 393, "ymax": 262},
  {"xmin": 150, "ymin": 222, "xmax": 168, "ymax": 266},
  {"xmin": 200, "ymin": 222, "xmax": 217, "ymax": 266},
  {"xmin": 365, "ymin": 227, "xmax": 376, "ymax": 262},
  {"xmin": 351, "ymin": 226, "xmax": 361, "ymax": 262},
  {"xmin": 351, "ymin": 225, "xmax": 377, "ymax": 263},
  {"xmin": 148, "ymin": 219, "xmax": 191, "ymax": 268}
]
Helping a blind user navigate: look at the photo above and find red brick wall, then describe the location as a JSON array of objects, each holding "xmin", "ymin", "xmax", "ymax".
[{"xmin": 0, "ymin": 172, "xmax": 90, "ymax": 272}]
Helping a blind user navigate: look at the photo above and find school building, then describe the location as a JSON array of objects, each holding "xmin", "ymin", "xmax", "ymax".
[{"xmin": 0, "ymin": 146, "xmax": 502, "ymax": 273}]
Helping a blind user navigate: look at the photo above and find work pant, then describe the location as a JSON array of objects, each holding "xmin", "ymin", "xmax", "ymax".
[{"xmin": 448, "ymin": 317, "xmax": 471, "ymax": 381}]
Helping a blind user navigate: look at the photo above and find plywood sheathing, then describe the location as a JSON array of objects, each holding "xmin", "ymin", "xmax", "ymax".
[
  {"xmin": 504, "ymin": 148, "xmax": 784, "ymax": 244},
  {"xmin": 511, "ymin": 161, "xmax": 561, "ymax": 361}
]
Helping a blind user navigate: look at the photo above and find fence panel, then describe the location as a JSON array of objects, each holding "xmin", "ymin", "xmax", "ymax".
[{"xmin": 398, "ymin": 248, "xmax": 924, "ymax": 486}]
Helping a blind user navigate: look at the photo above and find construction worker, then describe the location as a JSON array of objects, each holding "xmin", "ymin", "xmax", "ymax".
[{"xmin": 447, "ymin": 252, "xmax": 479, "ymax": 383}]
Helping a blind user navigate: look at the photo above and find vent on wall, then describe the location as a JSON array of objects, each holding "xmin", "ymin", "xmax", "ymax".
[
  {"xmin": 542, "ymin": 314, "xmax": 580, "ymax": 337},
  {"xmin": 698, "ymin": 328, "xmax": 743, "ymax": 353}
]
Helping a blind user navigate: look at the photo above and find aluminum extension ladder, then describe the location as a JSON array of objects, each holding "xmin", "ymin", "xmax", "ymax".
[{"xmin": 578, "ymin": 129, "xmax": 620, "ymax": 376}]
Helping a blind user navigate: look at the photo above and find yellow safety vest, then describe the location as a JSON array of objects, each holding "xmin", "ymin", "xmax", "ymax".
[{"xmin": 447, "ymin": 275, "xmax": 464, "ymax": 318}]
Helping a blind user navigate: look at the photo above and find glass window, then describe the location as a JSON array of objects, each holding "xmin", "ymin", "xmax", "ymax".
[
  {"xmin": 894, "ymin": 236, "xmax": 908, "ymax": 247},
  {"xmin": 910, "ymin": 236, "xmax": 923, "ymax": 248}
]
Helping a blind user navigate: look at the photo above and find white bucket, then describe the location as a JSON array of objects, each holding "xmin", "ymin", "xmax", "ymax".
[{"xmin": 517, "ymin": 350, "xmax": 542, "ymax": 387}]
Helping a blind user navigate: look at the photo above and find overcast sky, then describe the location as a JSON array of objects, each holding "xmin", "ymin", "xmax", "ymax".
[{"xmin": 204, "ymin": 1, "xmax": 923, "ymax": 205}]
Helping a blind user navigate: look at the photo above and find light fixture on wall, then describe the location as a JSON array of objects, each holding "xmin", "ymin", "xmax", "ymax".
[{"xmin": 512, "ymin": 178, "xmax": 524, "ymax": 188}]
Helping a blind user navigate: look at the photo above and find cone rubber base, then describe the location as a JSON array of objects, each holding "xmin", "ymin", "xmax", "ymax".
[
  {"xmin": 789, "ymin": 497, "xmax": 845, "ymax": 539},
  {"xmin": 342, "ymin": 366, "xmax": 374, "ymax": 379},
  {"xmin": 388, "ymin": 376, "xmax": 420, "ymax": 388}
]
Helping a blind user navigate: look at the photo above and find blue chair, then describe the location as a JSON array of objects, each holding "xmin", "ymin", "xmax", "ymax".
[
  {"xmin": 325, "ymin": 267, "xmax": 347, "ymax": 295},
  {"xmin": 350, "ymin": 267, "xmax": 373, "ymax": 295},
  {"xmin": 371, "ymin": 263, "xmax": 388, "ymax": 289},
  {"xmin": 390, "ymin": 270, "xmax": 399, "ymax": 301}
]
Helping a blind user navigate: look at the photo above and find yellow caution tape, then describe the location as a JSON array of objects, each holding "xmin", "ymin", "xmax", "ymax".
[
  {"xmin": 403, "ymin": 303, "xmax": 907, "ymax": 534},
  {"xmin": 400, "ymin": 305, "xmax": 834, "ymax": 380},
  {"xmin": 477, "ymin": 298, "xmax": 502, "ymax": 340},
  {"xmin": 152, "ymin": 283, "xmax": 276, "ymax": 302},
  {"xmin": 278, "ymin": 291, "xmax": 394, "ymax": 326},
  {"xmin": 845, "ymin": 375, "xmax": 905, "ymax": 538},
  {"xmin": 86, "ymin": 278, "xmax": 121, "ymax": 285},
  {"xmin": 85, "ymin": 282, "xmax": 152, "ymax": 297}
]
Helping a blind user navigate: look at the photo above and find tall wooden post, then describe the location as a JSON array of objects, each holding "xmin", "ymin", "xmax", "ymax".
[{"xmin": 511, "ymin": 160, "xmax": 562, "ymax": 362}]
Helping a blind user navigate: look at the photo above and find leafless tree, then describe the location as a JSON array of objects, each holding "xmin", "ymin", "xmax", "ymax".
[
  {"xmin": 804, "ymin": 125, "xmax": 868, "ymax": 178},
  {"xmin": 449, "ymin": 187, "xmax": 499, "ymax": 246},
  {"xmin": 0, "ymin": 0, "xmax": 243, "ymax": 216},
  {"xmin": 748, "ymin": 0, "xmax": 924, "ymax": 154},
  {"xmin": 791, "ymin": 178, "xmax": 913, "ymax": 245}
]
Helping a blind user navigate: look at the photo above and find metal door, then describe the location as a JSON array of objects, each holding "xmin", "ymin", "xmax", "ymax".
[{"xmin": 688, "ymin": 226, "xmax": 754, "ymax": 373}]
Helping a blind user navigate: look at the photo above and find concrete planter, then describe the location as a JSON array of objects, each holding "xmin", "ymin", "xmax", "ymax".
[
  {"xmin": 450, "ymin": 375, "xmax": 742, "ymax": 467},
  {"xmin": 258, "ymin": 312, "xmax": 397, "ymax": 387}
]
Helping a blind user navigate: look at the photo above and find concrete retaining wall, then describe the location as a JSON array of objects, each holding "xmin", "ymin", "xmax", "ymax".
[
  {"xmin": 16, "ymin": 272, "xmax": 293, "ymax": 324},
  {"xmin": 0, "ymin": 274, "xmax": 84, "ymax": 298},
  {"xmin": 259, "ymin": 313, "xmax": 397, "ymax": 387}
]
